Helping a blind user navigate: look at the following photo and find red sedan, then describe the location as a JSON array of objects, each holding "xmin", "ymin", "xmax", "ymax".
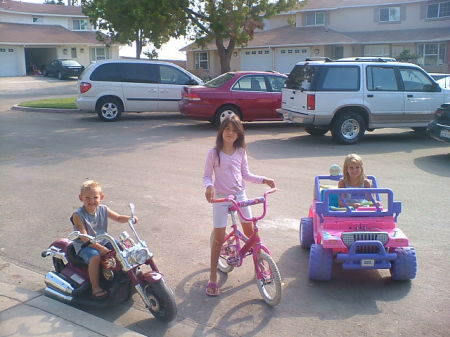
[{"xmin": 179, "ymin": 71, "xmax": 287, "ymax": 126}]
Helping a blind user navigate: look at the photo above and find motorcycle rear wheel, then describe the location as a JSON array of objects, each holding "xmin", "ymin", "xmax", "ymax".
[{"xmin": 143, "ymin": 280, "xmax": 177, "ymax": 322}]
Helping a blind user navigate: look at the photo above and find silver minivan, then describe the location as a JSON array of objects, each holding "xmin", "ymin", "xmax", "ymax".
[{"xmin": 76, "ymin": 59, "xmax": 203, "ymax": 121}]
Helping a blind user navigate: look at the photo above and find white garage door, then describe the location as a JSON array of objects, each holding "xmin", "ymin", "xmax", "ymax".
[
  {"xmin": 0, "ymin": 46, "xmax": 20, "ymax": 76},
  {"xmin": 240, "ymin": 49, "xmax": 272, "ymax": 71},
  {"xmin": 275, "ymin": 47, "xmax": 310, "ymax": 74}
]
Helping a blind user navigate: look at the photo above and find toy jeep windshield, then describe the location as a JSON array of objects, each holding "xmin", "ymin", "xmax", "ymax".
[{"xmin": 300, "ymin": 173, "xmax": 417, "ymax": 281}]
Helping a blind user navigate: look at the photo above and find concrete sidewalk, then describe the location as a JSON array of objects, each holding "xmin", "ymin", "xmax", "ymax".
[{"xmin": 0, "ymin": 257, "xmax": 145, "ymax": 337}]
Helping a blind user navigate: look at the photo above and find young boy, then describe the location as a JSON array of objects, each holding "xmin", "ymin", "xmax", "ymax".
[{"xmin": 70, "ymin": 180, "xmax": 137, "ymax": 299}]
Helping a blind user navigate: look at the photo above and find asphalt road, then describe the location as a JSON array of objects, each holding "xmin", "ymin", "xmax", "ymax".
[{"xmin": 1, "ymin": 76, "xmax": 449, "ymax": 337}]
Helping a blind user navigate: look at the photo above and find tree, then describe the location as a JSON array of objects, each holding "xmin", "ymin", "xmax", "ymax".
[
  {"xmin": 396, "ymin": 50, "xmax": 420, "ymax": 64},
  {"xmin": 182, "ymin": 0, "xmax": 299, "ymax": 73},
  {"xmin": 81, "ymin": 0, "xmax": 186, "ymax": 58}
]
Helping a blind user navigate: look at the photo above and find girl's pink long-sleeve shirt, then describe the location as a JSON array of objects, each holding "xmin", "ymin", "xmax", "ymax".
[{"xmin": 203, "ymin": 147, "xmax": 265, "ymax": 195}]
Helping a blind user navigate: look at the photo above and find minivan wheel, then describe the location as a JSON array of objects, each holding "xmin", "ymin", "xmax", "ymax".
[
  {"xmin": 213, "ymin": 106, "xmax": 241, "ymax": 127},
  {"xmin": 305, "ymin": 126, "xmax": 329, "ymax": 136},
  {"xmin": 97, "ymin": 98, "xmax": 123, "ymax": 122},
  {"xmin": 331, "ymin": 112, "xmax": 365, "ymax": 144}
]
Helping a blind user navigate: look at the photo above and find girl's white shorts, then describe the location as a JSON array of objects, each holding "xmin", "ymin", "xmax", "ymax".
[{"xmin": 212, "ymin": 190, "xmax": 252, "ymax": 228}]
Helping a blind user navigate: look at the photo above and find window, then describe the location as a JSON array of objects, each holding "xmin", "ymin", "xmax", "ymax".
[
  {"xmin": 32, "ymin": 17, "xmax": 43, "ymax": 23},
  {"xmin": 71, "ymin": 48, "xmax": 77, "ymax": 58},
  {"xmin": 194, "ymin": 52, "xmax": 208, "ymax": 70},
  {"xmin": 160, "ymin": 65, "xmax": 191, "ymax": 85},
  {"xmin": 91, "ymin": 47, "xmax": 108, "ymax": 61},
  {"xmin": 73, "ymin": 19, "xmax": 87, "ymax": 30},
  {"xmin": 417, "ymin": 43, "xmax": 446, "ymax": 66},
  {"xmin": 427, "ymin": 2, "xmax": 450, "ymax": 18},
  {"xmin": 267, "ymin": 76, "xmax": 286, "ymax": 92},
  {"xmin": 233, "ymin": 76, "xmax": 267, "ymax": 91},
  {"xmin": 399, "ymin": 68, "xmax": 435, "ymax": 92},
  {"xmin": 319, "ymin": 66, "xmax": 360, "ymax": 91},
  {"xmin": 367, "ymin": 66, "xmax": 399, "ymax": 91},
  {"xmin": 122, "ymin": 64, "xmax": 159, "ymax": 84},
  {"xmin": 379, "ymin": 7, "xmax": 400, "ymax": 22},
  {"xmin": 90, "ymin": 63, "xmax": 123, "ymax": 82},
  {"xmin": 306, "ymin": 12, "xmax": 325, "ymax": 26}
]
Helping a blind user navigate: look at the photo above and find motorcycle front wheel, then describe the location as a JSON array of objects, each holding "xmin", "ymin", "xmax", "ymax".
[{"xmin": 143, "ymin": 280, "xmax": 177, "ymax": 322}]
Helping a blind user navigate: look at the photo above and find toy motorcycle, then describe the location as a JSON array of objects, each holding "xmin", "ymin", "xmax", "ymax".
[{"xmin": 41, "ymin": 203, "xmax": 177, "ymax": 322}]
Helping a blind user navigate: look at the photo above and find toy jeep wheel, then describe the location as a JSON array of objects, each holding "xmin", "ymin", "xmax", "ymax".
[
  {"xmin": 390, "ymin": 247, "xmax": 417, "ymax": 281},
  {"xmin": 309, "ymin": 244, "xmax": 333, "ymax": 281},
  {"xmin": 300, "ymin": 217, "xmax": 314, "ymax": 249}
]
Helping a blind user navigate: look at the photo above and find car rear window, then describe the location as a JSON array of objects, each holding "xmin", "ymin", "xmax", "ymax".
[
  {"xmin": 285, "ymin": 65, "xmax": 318, "ymax": 90},
  {"xmin": 205, "ymin": 73, "xmax": 234, "ymax": 88}
]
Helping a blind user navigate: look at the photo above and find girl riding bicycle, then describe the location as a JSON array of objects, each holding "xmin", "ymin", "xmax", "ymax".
[{"xmin": 203, "ymin": 115, "xmax": 275, "ymax": 296}]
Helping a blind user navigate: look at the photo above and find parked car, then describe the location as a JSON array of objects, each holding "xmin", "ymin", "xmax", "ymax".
[
  {"xmin": 279, "ymin": 58, "xmax": 450, "ymax": 144},
  {"xmin": 179, "ymin": 71, "xmax": 287, "ymax": 126},
  {"xmin": 427, "ymin": 103, "xmax": 450, "ymax": 144},
  {"xmin": 429, "ymin": 73, "xmax": 450, "ymax": 89},
  {"xmin": 43, "ymin": 59, "xmax": 84, "ymax": 80},
  {"xmin": 76, "ymin": 59, "xmax": 203, "ymax": 121}
]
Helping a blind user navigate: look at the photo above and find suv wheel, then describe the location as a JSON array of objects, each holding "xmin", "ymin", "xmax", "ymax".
[
  {"xmin": 331, "ymin": 112, "xmax": 365, "ymax": 144},
  {"xmin": 213, "ymin": 106, "xmax": 241, "ymax": 127},
  {"xmin": 97, "ymin": 98, "xmax": 123, "ymax": 122},
  {"xmin": 305, "ymin": 126, "xmax": 329, "ymax": 136}
]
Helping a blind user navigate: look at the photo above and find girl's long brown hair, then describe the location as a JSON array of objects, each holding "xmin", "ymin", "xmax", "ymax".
[{"xmin": 215, "ymin": 115, "xmax": 246, "ymax": 165}]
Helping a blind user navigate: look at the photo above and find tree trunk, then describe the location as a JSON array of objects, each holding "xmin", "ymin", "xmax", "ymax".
[
  {"xmin": 135, "ymin": 31, "xmax": 143, "ymax": 59},
  {"xmin": 215, "ymin": 37, "xmax": 236, "ymax": 74}
]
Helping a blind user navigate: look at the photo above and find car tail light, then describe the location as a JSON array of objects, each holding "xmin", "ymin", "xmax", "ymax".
[
  {"xmin": 184, "ymin": 92, "xmax": 201, "ymax": 101},
  {"xmin": 79, "ymin": 82, "xmax": 91, "ymax": 94},
  {"xmin": 307, "ymin": 94, "xmax": 315, "ymax": 110}
]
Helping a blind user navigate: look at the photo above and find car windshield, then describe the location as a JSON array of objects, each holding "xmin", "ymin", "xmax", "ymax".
[
  {"xmin": 61, "ymin": 60, "xmax": 81, "ymax": 66},
  {"xmin": 205, "ymin": 73, "xmax": 234, "ymax": 88}
]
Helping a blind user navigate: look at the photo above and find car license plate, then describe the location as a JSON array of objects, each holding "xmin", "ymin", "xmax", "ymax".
[
  {"xmin": 440, "ymin": 129, "xmax": 450, "ymax": 139},
  {"xmin": 361, "ymin": 259, "xmax": 374, "ymax": 267}
]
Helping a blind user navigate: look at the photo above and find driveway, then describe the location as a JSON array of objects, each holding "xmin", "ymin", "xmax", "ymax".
[{"xmin": 0, "ymin": 76, "xmax": 449, "ymax": 337}]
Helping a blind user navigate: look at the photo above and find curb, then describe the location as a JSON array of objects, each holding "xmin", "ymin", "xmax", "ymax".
[{"xmin": 12, "ymin": 105, "xmax": 81, "ymax": 113}]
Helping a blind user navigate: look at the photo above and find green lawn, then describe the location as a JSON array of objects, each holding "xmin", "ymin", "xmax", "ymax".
[{"xmin": 19, "ymin": 97, "xmax": 77, "ymax": 109}]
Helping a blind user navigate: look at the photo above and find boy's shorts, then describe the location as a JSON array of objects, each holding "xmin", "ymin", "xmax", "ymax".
[
  {"xmin": 78, "ymin": 246, "xmax": 100, "ymax": 263},
  {"xmin": 213, "ymin": 190, "xmax": 252, "ymax": 228}
]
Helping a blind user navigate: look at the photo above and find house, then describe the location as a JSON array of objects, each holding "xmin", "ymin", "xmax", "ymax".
[
  {"xmin": 0, "ymin": 0, "xmax": 119, "ymax": 77},
  {"xmin": 182, "ymin": 0, "xmax": 450, "ymax": 79}
]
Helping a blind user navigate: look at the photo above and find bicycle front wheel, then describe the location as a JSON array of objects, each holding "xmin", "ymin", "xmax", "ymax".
[
  {"xmin": 255, "ymin": 252, "xmax": 282, "ymax": 306},
  {"xmin": 210, "ymin": 230, "xmax": 234, "ymax": 273}
]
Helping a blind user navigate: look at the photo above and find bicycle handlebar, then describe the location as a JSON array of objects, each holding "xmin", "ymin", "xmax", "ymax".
[{"xmin": 211, "ymin": 188, "xmax": 277, "ymax": 222}]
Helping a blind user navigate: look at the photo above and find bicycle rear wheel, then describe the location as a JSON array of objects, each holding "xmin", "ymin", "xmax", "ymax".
[
  {"xmin": 210, "ymin": 230, "xmax": 234, "ymax": 273},
  {"xmin": 255, "ymin": 252, "xmax": 282, "ymax": 306}
]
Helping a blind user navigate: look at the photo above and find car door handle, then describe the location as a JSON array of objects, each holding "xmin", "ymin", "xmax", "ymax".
[
  {"xmin": 367, "ymin": 94, "xmax": 373, "ymax": 98},
  {"xmin": 407, "ymin": 94, "xmax": 413, "ymax": 98}
]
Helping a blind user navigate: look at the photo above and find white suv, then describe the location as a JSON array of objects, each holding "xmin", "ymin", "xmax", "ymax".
[
  {"xmin": 278, "ymin": 58, "xmax": 450, "ymax": 144},
  {"xmin": 76, "ymin": 59, "xmax": 203, "ymax": 121}
]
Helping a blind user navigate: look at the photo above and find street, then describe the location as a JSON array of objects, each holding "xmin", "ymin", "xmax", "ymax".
[{"xmin": 0, "ymin": 77, "xmax": 449, "ymax": 337}]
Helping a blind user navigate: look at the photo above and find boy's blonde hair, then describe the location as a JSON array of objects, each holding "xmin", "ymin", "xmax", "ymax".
[
  {"xmin": 80, "ymin": 180, "xmax": 102, "ymax": 194},
  {"xmin": 342, "ymin": 153, "xmax": 366, "ymax": 186}
]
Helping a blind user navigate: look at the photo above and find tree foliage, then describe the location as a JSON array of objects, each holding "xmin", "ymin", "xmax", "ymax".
[
  {"xmin": 81, "ymin": 0, "xmax": 187, "ymax": 58},
  {"xmin": 182, "ymin": 0, "xmax": 299, "ymax": 73}
]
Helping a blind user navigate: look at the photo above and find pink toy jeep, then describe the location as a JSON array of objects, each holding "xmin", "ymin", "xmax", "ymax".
[{"xmin": 300, "ymin": 174, "xmax": 417, "ymax": 281}]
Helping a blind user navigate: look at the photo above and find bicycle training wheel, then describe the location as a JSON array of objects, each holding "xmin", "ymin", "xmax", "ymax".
[
  {"xmin": 255, "ymin": 252, "xmax": 282, "ymax": 306},
  {"xmin": 210, "ymin": 230, "xmax": 234, "ymax": 273}
]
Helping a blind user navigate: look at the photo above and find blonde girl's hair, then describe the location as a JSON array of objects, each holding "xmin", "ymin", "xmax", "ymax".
[
  {"xmin": 80, "ymin": 180, "xmax": 102, "ymax": 194},
  {"xmin": 342, "ymin": 153, "xmax": 366, "ymax": 186},
  {"xmin": 215, "ymin": 115, "xmax": 246, "ymax": 165}
]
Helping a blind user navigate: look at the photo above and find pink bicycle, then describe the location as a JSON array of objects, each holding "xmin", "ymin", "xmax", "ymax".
[{"xmin": 211, "ymin": 188, "xmax": 282, "ymax": 306}]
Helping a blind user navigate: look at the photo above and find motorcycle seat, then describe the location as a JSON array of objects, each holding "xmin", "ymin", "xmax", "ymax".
[{"xmin": 66, "ymin": 243, "xmax": 88, "ymax": 268}]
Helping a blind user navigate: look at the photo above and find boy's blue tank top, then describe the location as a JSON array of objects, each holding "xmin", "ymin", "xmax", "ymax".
[{"xmin": 71, "ymin": 205, "xmax": 108, "ymax": 253}]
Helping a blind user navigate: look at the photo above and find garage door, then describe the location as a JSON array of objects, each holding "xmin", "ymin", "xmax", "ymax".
[
  {"xmin": 240, "ymin": 49, "xmax": 272, "ymax": 71},
  {"xmin": 275, "ymin": 47, "xmax": 310, "ymax": 74},
  {"xmin": 0, "ymin": 46, "xmax": 20, "ymax": 76}
]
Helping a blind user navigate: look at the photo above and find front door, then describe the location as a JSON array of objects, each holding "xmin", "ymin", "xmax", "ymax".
[{"xmin": 158, "ymin": 64, "xmax": 192, "ymax": 112}]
